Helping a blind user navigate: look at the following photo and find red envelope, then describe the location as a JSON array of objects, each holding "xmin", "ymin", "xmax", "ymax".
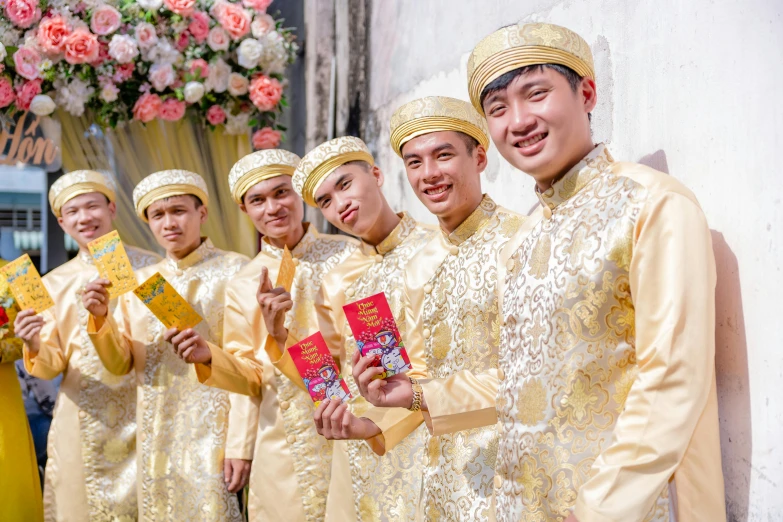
[{"xmin": 288, "ymin": 331, "xmax": 352, "ymax": 406}]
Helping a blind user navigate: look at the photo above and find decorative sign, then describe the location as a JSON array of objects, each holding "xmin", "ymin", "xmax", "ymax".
[{"xmin": 0, "ymin": 111, "xmax": 62, "ymax": 172}]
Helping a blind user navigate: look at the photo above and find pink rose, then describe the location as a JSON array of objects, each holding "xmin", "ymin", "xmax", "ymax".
[
  {"xmin": 248, "ymin": 74, "xmax": 282, "ymax": 111},
  {"xmin": 164, "ymin": 0, "xmax": 196, "ymax": 16},
  {"xmin": 132, "ymin": 92, "xmax": 162, "ymax": 122},
  {"xmin": 206, "ymin": 104, "xmax": 226, "ymax": 125},
  {"xmin": 149, "ymin": 63, "xmax": 176, "ymax": 91},
  {"xmin": 216, "ymin": 1, "xmax": 250, "ymax": 40},
  {"xmin": 175, "ymin": 31, "xmax": 190, "ymax": 52},
  {"xmin": 90, "ymin": 41, "xmax": 110, "ymax": 66},
  {"xmin": 134, "ymin": 22, "xmax": 159, "ymax": 49},
  {"xmin": 64, "ymin": 28, "xmax": 100, "ymax": 64},
  {"xmin": 113, "ymin": 62, "xmax": 135, "ymax": 83},
  {"xmin": 91, "ymin": 4, "xmax": 122, "ymax": 36},
  {"xmin": 0, "ymin": 77, "xmax": 16, "ymax": 109},
  {"xmin": 159, "ymin": 98, "xmax": 186, "ymax": 121},
  {"xmin": 251, "ymin": 13, "xmax": 274, "ymax": 38},
  {"xmin": 252, "ymin": 127, "xmax": 281, "ymax": 150},
  {"xmin": 227, "ymin": 72, "xmax": 248, "ymax": 96},
  {"xmin": 108, "ymin": 34, "xmax": 139, "ymax": 64},
  {"xmin": 188, "ymin": 58, "xmax": 209, "ymax": 79},
  {"xmin": 13, "ymin": 47, "xmax": 41, "ymax": 81},
  {"xmin": 37, "ymin": 15, "xmax": 71, "ymax": 55},
  {"xmin": 14, "ymin": 79, "xmax": 42, "ymax": 110},
  {"xmin": 242, "ymin": 0, "xmax": 272, "ymax": 11},
  {"xmin": 4, "ymin": 0, "xmax": 41, "ymax": 29},
  {"xmin": 206, "ymin": 27, "xmax": 229, "ymax": 52},
  {"xmin": 188, "ymin": 12, "xmax": 210, "ymax": 43}
]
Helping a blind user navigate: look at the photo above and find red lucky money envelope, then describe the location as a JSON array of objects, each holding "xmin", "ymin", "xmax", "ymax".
[
  {"xmin": 289, "ymin": 331, "xmax": 352, "ymax": 406},
  {"xmin": 343, "ymin": 292, "xmax": 412, "ymax": 379}
]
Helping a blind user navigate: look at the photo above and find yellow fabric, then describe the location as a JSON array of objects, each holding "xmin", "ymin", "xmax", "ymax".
[
  {"xmin": 86, "ymin": 239, "xmax": 248, "ymax": 521},
  {"xmin": 389, "ymin": 96, "xmax": 490, "ymax": 156},
  {"xmin": 228, "ymin": 149, "xmax": 301, "ymax": 204},
  {"xmin": 494, "ymin": 145, "xmax": 726, "ymax": 522},
  {"xmin": 132, "ymin": 170, "xmax": 210, "ymax": 221},
  {"xmin": 293, "ymin": 136, "xmax": 374, "ymax": 207},
  {"xmin": 467, "ymin": 22, "xmax": 595, "ymax": 113},
  {"xmin": 22, "ymin": 247, "xmax": 159, "ymax": 522},
  {"xmin": 59, "ymin": 111, "xmax": 256, "ymax": 258},
  {"xmin": 48, "ymin": 170, "xmax": 116, "ymax": 217},
  {"xmin": 197, "ymin": 225, "xmax": 356, "ymax": 522},
  {"xmin": 316, "ymin": 213, "xmax": 436, "ymax": 521}
]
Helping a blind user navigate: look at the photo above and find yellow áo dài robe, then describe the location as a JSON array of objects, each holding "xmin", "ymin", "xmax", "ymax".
[
  {"xmin": 23, "ymin": 247, "xmax": 160, "ymax": 522},
  {"xmin": 495, "ymin": 144, "xmax": 726, "ymax": 522},
  {"xmin": 87, "ymin": 239, "xmax": 249, "ymax": 522},
  {"xmin": 317, "ymin": 213, "xmax": 436, "ymax": 521}
]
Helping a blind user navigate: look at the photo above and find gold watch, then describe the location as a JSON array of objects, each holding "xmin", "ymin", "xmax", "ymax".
[{"xmin": 408, "ymin": 376, "xmax": 422, "ymax": 411}]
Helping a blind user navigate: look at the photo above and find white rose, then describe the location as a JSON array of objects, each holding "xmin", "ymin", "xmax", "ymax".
[
  {"xmin": 251, "ymin": 14, "xmax": 275, "ymax": 39},
  {"xmin": 136, "ymin": 0, "xmax": 163, "ymax": 10},
  {"xmin": 237, "ymin": 38, "xmax": 262, "ymax": 69},
  {"xmin": 30, "ymin": 94, "xmax": 56, "ymax": 116},
  {"xmin": 54, "ymin": 78, "xmax": 95, "ymax": 117},
  {"xmin": 225, "ymin": 112, "xmax": 250, "ymax": 135},
  {"xmin": 259, "ymin": 31, "xmax": 289, "ymax": 74},
  {"xmin": 227, "ymin": 73, "xmax": 249, "ymax": 96},
  {"xmin": 0, "ymin": 43, "xmax": 6, "ymax": 62},
  {"xmin": 100, "ymin": 84, "xmax": 119, "ymax": 102},
  {"xmin": 205, "ymin": 58, "xmax": 230, "ymax": 93},
  {"xmin": 2, "ymin": 28, "xmax": 21, "ymax": 47},
  {"xmin": 134, "ymin": 22, "xmax": 158, "ymax": 50},
  {"xmin": 108, "ymin": 34, "xmax": 139, "ymax": 64},
  {"xmin": 184, "ymin": 81, "xmax": 205, "ymax": 103},
  {"xmin": 207, "ymin": 27, "xmax": 230, "ymax": 52},
  {"xmin": 149, "ymin": 63, "xmax": 176, "ymax": 92}
]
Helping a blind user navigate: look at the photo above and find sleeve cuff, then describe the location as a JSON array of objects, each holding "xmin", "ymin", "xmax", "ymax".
[
  {"xmin": 419, "ymin": 378, "xmax": 498, "ymax": 436},
  {"xmin": 361, "ymin": 406, "xmax": 423, "ymax": 455},
  {"xmin": 196, "ymin": 342, "xmax": 263, "ymax": 397}
]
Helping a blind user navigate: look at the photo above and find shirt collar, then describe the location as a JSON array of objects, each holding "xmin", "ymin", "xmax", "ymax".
[
  {"xmin": 166, "ymin": 237, "xmax": 215, "ymax": 271},
  {"xmin": 445, "ymin": 194, "xmax": 497, "ymax": 246},
  {"xmin": 359, "ymin": 212, "xmax": 416, "ymax": 256},
  {"xmin": 78, "ymin": 249, "xmax": 94, "ymax": 266},
  {"xmin": 536, "ymin": 143, "xmax": 614, "ymax": 212},
  {"xmin": 263, "ymin": 222, "xmax": 318, "ymax": 259}
]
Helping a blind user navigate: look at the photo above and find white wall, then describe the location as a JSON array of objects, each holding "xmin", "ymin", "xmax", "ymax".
[{"xmin": 364, "ymin": 1, "xmax": 782, "ymax": 520}]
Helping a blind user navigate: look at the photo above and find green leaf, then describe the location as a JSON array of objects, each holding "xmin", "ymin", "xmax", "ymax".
[{"xmin": 248, "ymin": 119, "xmax": 258, "ymax": 127}]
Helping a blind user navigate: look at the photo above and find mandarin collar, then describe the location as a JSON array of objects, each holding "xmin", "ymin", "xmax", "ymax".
[
  {"xmin": 444, "ymin": 194, "xmax": 497, "ymax": 246},
  {"xmin": 263, "ymin": 222, "xmax": 317, "ymax": 259},
  {"xmin": 359, "ymin": 212, "xmax": 416, "ymax": 257},
  {"xmin": 166, "ymin": 237, "xmax": 215, "ymax": 271},
  {"xmin": 536, "ymin": 144, "xmax": 614, "ymax": 215}
]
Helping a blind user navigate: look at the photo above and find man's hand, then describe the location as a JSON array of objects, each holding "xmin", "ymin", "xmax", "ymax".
[
  {"xmin": 164, "ymin": 327, "xmax": 212, "ymax": 364},
  {"xmin": 223, "ymin": 458, "xmax": 251, "ymax": 493},
  {"xmin": 351, "ymin": 350, "xmax": 418, "ymax": 409},
  {"xmin": 82, "ymin": 279, "xmax": 111, "ymax": 319},
  {"xmin": 14, "ymin": 309, "xmax": 44, "ymax": 353},
  {"xmin": 313, "ymin": 399, "xmax": 381, "ymax": 440},
  {"xmin": 256, "ymin": 266, "xmax": 293, "ymax": 347}
]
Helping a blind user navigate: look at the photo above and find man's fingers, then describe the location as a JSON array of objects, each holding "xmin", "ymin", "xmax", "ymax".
[
  {"xmin": 171, "ymin": 328, "xmax": 193, "ymax": 347},
  {"xmin": 181, "ymin": 345, "xmax": 196, "ymax": 362},
  {"xmin": 227, "ymin": 463, "xmax": 243, "ymax": 492},
  {"xmin": 223, "ymin": 459, "xmax": 232, "ymax": 483},
  {"xmin": 258, "ymin": 266, "xmax": 272, "ymax": 294},
  {"xmin": 163, "ymin": 328, "xmax": 180, "ymax": 342},
  {"xmin": 178, "ymin": 337, "xmax": 198, "ymax": 357},
  {"xmin": 357, "ymin": 366, "xmax": 386, "ymax": 393},
  {"xmin": 352, "ymin": 354, "xmax": 375, "ymax": 381},
  {"xmin": 313, "ymin": 401, "xmax": 328, "ymax": 433}
]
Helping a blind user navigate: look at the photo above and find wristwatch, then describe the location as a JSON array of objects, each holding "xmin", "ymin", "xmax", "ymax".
[{"xmin": 408, "ymin": 376, "xmax": 422, "ymax": 411}]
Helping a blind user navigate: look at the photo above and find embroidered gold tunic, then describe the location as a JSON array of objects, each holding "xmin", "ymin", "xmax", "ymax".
[
  {"xmin": 495, "ymin": 145, "xmax": 726, "ymax": 522},
  {"xmin": 196, "ymin": 225, "xmax": 357, "ymax": 522},
  {"xmin": 23, "ymin": 247, "xmax": 160, "ymax": 522},
  {"xmin": 317, "ymin": 213, "xmax": 436, "ymax": 521},
  {"xmin": 88, "ymin": 239, "xmax": 249, "ymax": 522}
]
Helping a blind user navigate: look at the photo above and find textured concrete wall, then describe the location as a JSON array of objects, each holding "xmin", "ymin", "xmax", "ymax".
[{"xmin": 362, "ymin": 1, "xmax": 782, "ymax": 520}]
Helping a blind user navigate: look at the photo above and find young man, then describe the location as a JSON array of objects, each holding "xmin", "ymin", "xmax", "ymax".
[
  {"xmin": 316, "ymin": 99, "xmax": 523, "ymax": 521},
  {"xmin": 286, "ymin": 135, "xmax": 436, "ymax": 521},
  {"xmin": 169, "ymin": 150, "xmax": 358, "ymax": 521},
  {"xmin": 82, "ymin": 170, "xmax": 249, "ymax": 521},
  {"xmin": 469, "ymin": 22, "xmax": 725, "ymax": 522},
  {"xmin": 14, "ymin": 170, "xmax": 160, "ymax": 522}
]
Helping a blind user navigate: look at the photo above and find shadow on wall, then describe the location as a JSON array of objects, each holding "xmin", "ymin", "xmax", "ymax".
[{"xmin": 638, "ymin": 150, "xmax": 752, "ymax": 522}]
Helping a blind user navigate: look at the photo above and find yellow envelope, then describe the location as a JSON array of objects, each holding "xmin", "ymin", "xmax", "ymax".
[
  {"xmin": 133, "ymin": 272, "xmax": 202, "ymax": 330},
  {"xmin": 0, "ymin": 254, "xmax": 54, "ymax": 313},
  {"xmin": 276, "ymin": 245, "xmax": 296, "ymax": 292},
  {"xmin": 88, "ymin": 230, "xmax": 138, "ymax": 299}
]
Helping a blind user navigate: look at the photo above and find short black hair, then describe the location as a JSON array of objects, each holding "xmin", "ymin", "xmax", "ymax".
[
  {"xmin": 343, "ymin": 160, "xmax": 373, "ymax": 172},
  {"xmin": 456, "ymin": 132, "xmax": 479, "ymax": 155},
  {"xmin": 144, "ymin": 194, "xmax": 203, "ymax": 218}
]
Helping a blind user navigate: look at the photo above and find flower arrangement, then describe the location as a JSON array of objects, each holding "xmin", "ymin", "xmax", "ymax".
[{"xmin": 0, "ymin": 0, "xmax": 297, "ymax": 147}]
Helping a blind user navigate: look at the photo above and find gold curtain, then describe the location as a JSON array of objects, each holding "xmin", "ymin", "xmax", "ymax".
[{"xmin": 58, "ymin": 110, "xmax": 257, "ymax": 258}]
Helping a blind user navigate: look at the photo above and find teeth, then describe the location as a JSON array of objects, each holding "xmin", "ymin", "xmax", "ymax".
[
  {"xmin": 520, "ymin": 134, "xmax": 545, "ymax": 147},
  {"xmin": 426, "ymin": 186, "xmax": 447, "ymax": 195}
]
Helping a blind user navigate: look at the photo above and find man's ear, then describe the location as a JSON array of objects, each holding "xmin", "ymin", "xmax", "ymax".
[
  {"xmin": 199, "ymin": 204, "xmax": 208, "ymax": 224},
  {"xmin": 474, "ymin": 144, "xmax": 488, "ymax": 173},
  {"xmin": 581, "ymin": 77, "xmax": 597, "ymax": 114},
  {"xmin": 107, "ymin": 201, "xmax": 117, "ymax": 220},
  {"xmin": 372, "ymin": 165, "xmax": 385, "ymax": 188}
]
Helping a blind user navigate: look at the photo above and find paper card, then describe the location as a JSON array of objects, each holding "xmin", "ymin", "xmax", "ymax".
[
  {"xmin": 0, "ymin": 254, "xmax": 54, "ymax": 313},
  {"xmin": 87, "ymin": 230, "xmax": 138, "ymax": 299},
  {"xmin": 343, "ymin": 292, "xmax": 411, "ymax": 379},
  {"xmin": 133, "ymin": 272, "xmax": 202, "ymax": 330},
  {"xmin": 275, "ymin": 246, "xmax": 296, "ymax": 292},
  {"xmin": 0, "ymin": 265, "xmax": 19, "ymax": 337},
  {"xmin": 288, "ymin": 331, "xmax": 352, "ymax": 406}
]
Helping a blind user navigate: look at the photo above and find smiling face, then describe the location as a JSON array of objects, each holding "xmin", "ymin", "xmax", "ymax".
[
  {"xmin": 313, "ymin": 161, "xmax": 387, "ymax": 239},
  {"xmin": 57, "ymin": 192, "xmax": 116, "ymax": 249},
  {"xmin": 145, "ymin": 194, "xmax": 207, "ymax": 259},
  {"xmin": 240, "ymin": 175, "xmax": 304, "ymax": 242},
  {"xmin": 482, "ymin": 65, "xmax": 596, "ymax": 189},
  {"xmin": 401, "ymin": 130, "xmax": 487, "ymax": 233}
]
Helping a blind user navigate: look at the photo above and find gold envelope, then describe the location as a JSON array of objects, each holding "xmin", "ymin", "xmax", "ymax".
[
  {"xmin": 133, "ymin": 272, "xmax": 202, "ymax": 330},
  {"xmin": 0, "ymin": 254, "xmax": 54, "ymax": 313},
  {"xmin": 88, "ymin": 230, "xmax": 138, "ymax": 299}
]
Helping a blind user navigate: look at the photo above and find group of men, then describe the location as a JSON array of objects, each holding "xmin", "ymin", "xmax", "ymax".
[{"xmin": 11, "ymin": 22, "xmax": 725, "ymax": 522}]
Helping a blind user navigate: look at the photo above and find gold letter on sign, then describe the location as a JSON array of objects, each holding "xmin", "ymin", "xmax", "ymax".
[{"xmin": 0, "ymin": 111, "xmax": 62, "ymax": 172}]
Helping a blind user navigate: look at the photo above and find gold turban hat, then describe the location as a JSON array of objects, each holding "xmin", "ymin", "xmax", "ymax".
[
  {"xmin": 293, "ymin": 136, "xmax": 374, "ymax": 207},
  {"xmin": 48, "ymin": 170, "xmax": 116, "ymax": 217},
  {"xmin": 467, "ymin": 22, "xmax": 594, "ymax": 114},
  {"xmin": 133, "ymin": 169, "xmax": 209, "ymax": 221},
  {"xmin": 228, "ymin": 149, "xmax": 302, "ymax": 205},
  {"xmin": 389, "ymin": 96, "xmax": 490, "ymax": 157}
]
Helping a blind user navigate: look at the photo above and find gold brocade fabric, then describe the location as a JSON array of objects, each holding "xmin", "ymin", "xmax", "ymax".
[
  {"xmin": 317, "ymin": 213, "xmax": 437, "ymax": 521},
  {"xmin": 200, "ymin": 225, "xmax": 357, "ymax": 522},
  {"xmin": 495, "ymin": 145, "xmax": 726, "ymax": 522},
  {"xmin": 22, "ymin": 247, "xmax": 160, "ymax": 522},
  {"xmin": 88, "ymin": 239, "xmax": 248, "ymax": 521}
]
